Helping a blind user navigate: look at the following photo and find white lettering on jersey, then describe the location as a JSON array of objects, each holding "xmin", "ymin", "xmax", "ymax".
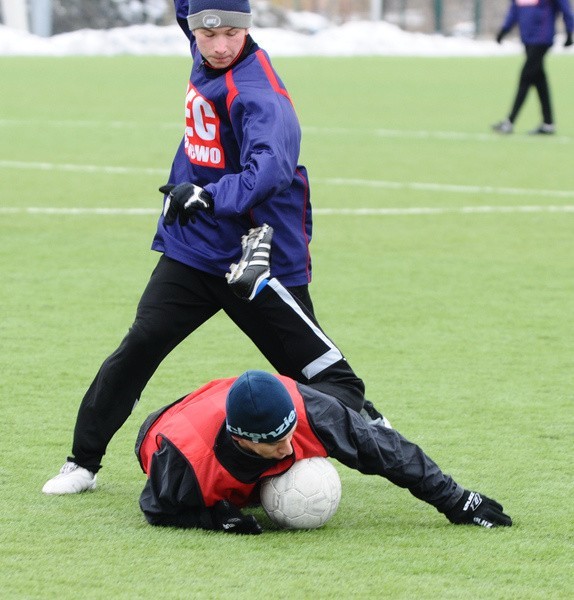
[
  {"xmin": 192, "ymin": 98, "xmax": 216, "ymax": 141},
  {"xmin": 184, "ymin": 82, "xmax": 225, "ymax": 168}
]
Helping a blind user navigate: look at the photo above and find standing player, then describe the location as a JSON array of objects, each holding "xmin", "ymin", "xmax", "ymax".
[
  {"xmin": 42, "ymin": 0, "xmax": 382, "ymax": 495},
  {"xmin": 492, "ymin": 0, "xmax": 573, "ymax": 135}
]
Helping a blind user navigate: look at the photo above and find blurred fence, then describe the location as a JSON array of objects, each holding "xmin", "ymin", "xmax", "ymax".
[
  {"xmin": 382, "ymin": 1, "xmax": 509, "ymax": 36},
  {"xmin": 268, "ymin": 1, "xmax": 510, "ymax": 37},
  {"xmin": 0, "ymin": 0, "xmax": 511, "ymax": 39}
]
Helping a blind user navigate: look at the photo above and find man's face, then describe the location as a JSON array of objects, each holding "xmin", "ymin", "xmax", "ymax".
[
  {"xmin": 194, "ymin": 27, "xmax": 248, "ymax": 69},
  {"xmin": 234, "ymin": 427, "xmax": 296, "ymax": 460}
]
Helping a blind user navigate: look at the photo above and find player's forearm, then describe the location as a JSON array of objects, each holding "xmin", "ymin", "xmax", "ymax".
[{"xmin": 306, "ymin": 395, "xmax": 464, "ymax": 511}]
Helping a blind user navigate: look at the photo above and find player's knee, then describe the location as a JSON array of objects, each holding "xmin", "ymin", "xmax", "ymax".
[{"xmin": 120, "ymin": 320, "xmax": 172, "ymax": 358}]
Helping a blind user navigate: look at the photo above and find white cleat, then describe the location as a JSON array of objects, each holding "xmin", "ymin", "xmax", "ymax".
[
  {"xmin": 42, "ymin": 461, "xmax": 97, "ymax": 495},
  {"xmin": 226, "ymin": 224, "xmax": 273, "ymax": 301},
  {"xmin": 491, "ymin": 119, "xmax": 513, "ymax": 134}
]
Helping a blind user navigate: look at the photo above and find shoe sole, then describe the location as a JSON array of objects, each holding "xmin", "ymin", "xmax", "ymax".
[
  {"xmin": 227, "ymin": 225, "xmax": 273, "ymax": 300},
  {"xmin": 42, "ymin": 475, "xmax": 97, "ymax": 495}
]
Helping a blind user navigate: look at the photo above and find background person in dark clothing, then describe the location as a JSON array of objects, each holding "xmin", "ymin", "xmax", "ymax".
[{"xmin": 492, "ymin": 0, "xmax": 573, "ymax": 135}]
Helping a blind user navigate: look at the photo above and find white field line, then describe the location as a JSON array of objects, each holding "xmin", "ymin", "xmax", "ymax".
[
  {"xmin": 1, "ymin": 206, "xmax": 573, "ymax": 217},
  {"xmin": 0, "ymin": 119, "xmax": 572, "ymax": 143},
  {"xmin": 314, "ymin": 178, "xmax": 574, "ymax": 199},
  {"xmin": 315, "ymin": 205, "xmax": 574, "ymax": 215},
  {"xmin": 1, "ymin": 159, "xmax": 573, "ymax": 201},
  {"xmin": 0, "ymin": 119, "xmax": 179, "ymax": 130},
  {"xmin": 303, "ymin": 126, "xmax": 573, "ymax": 144},
  {"xmin": 0, "ymin": 160, "xmax": 165, "ymax": 176}
]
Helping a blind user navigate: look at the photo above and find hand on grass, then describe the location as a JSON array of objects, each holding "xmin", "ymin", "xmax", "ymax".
[
  {"xmin": 446, "ymin": 491, "xmax": 512, "ymax": 528},
  {"xmin": 212, "ymin": 500, "xmax": 263, "ymax": 535}
]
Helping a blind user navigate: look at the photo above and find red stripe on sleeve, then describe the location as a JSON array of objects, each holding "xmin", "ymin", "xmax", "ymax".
[
  {"xmin": 225, "ymin": 70, "xmax": 239, "ymax": 114},
  {"xmin": 255, "ymin": 49, "xmax": 293, "ymax": 105}
]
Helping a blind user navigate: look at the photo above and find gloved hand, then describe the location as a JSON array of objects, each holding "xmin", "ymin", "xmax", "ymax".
[
  {"xmin": 160, "ymin": 183, "xmax": 213, "ymax": 226},
  {"xmin": 496, "ymin": 28, "xmax": 507, "ymax": 44},
  {"xmin": 565, "ymin": 32, "xmax": 573, "ymax": 47},
  {"xmin": 212, "ymin": 500, "xmax": 263, "ymax": 535},
  {"xmin": 445, "ymin": 490, "xmax": 512, "ymax": 528}
]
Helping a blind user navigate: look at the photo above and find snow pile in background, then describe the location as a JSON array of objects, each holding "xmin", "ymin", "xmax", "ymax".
[{"xmin": 0, "ymin": 20, "xmax": 528, "ymax": 57}]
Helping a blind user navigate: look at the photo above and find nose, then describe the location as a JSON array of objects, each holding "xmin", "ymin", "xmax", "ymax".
[
  {"xmin": 213, "ymin": 39, "xmax": 227, "ymax": 54},
  {"xmin": 276, "ymin": 439, "xmax": 293, "ymax": 458}
]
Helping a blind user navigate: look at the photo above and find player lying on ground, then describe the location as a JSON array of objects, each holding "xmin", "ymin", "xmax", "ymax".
[{"xmin": 135, "ymin": 226, "xmax": 512, "ymax": 533}]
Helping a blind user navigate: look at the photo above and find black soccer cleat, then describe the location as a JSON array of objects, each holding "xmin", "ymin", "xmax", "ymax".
[
  {"xmin": 226, "ymin": 224, "xmax": 273, "ymax": 301},
  {"xmin": 528, "ymin": 123, "xmax": 556, "ymax": 135}
]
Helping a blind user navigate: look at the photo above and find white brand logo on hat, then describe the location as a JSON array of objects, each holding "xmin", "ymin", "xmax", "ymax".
[
  {"xmin": 228, "ymin": 409, "xmax": 297, "ymax": 442},
  {"xmin": 203, "ymin": 14, "xmax": 222, "ymax": 28}
]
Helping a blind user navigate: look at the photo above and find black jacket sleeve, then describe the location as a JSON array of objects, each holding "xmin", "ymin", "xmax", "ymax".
[
  {"xmin": 139, "ymin": 439, "xmax": 216, "ymax": 529},
  {"xmin": 299, "ymin": 384, "xmax": 464, "ymax": 514}
]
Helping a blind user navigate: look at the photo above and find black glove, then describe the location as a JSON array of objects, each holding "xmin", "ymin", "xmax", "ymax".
[
  {"xmin": 212, "ymin": 500, "xmax": 263, "ymax": 535},
  {"xmin": 445, "ymin": 490, "xmax": 512, "ymax": 528},
  {"xmin": 565, "ymin": 32, "xmax": 573, "ymax": 47},
  {"xmin": 496, "ymin": 28, "xmax": 507, "ymax": 44},
  {"xmin": 160, "ymin": 183, "xmax": 213, "ymax": 226}
]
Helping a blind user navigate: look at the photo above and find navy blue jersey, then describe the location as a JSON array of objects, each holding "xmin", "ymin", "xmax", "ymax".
[
  {"xmin": 152, "ymin": 1, "xmax": 312, "ymax": 287},
  {"xmin": 501, "ymin": 0, "xmax": 574, "ymax": 45}
]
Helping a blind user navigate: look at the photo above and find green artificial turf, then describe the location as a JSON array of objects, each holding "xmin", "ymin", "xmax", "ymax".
[{"xmin": 1, "ymin": 53, "xmax": 573, "ymax": 599}]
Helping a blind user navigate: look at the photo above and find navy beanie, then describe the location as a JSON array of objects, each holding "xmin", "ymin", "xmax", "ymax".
[
  {"xmin": 226, "ymin": 371, "xmax": 297, "ymax": 443},
  {"xmin": 187, "ymin": 0, "xmax": 252, "ymax": 30}
]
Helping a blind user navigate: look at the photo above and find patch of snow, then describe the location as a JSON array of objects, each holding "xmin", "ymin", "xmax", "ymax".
[{"xmin": 0, "ymin": 20, "xmax": 529, "ymax": 57}]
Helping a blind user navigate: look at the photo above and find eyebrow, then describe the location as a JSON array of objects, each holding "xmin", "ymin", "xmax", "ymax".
[
  {"xmin": 203, "ymin": 27, "xmax": 240, "ymax": 33},
  {"xmin": 266, "ymin": 434, "xmax": 292, "ymax": 447}
]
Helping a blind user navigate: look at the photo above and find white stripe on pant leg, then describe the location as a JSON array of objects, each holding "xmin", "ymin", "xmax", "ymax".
[
  {"xmin": 268, "ymin": 278, "xmax": 343, "ymax": 379},
  {"xmin": 301, "ymin": 348, "xmax": 347, "ymax": 379}
]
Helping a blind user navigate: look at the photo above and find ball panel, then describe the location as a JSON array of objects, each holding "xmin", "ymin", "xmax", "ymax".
[{"xmin": 260, "ymin": 457, "xmax": 342, "ymax": 529}]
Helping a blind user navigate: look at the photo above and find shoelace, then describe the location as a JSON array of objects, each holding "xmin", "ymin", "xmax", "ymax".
[{"xmin": 60, "ymin": 462, "xmax": 78, "ymax": 475}]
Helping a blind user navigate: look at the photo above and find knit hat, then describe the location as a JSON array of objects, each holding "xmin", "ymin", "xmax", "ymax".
[
  {"xmin": 187, "ymin": 0, "xmax": 252, "ymax": 30},
  {"xmin": 226, "ymin": 371, "xmax": 297, "ymax": 443}
]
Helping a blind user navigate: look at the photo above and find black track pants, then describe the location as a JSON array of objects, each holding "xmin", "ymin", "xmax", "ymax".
[
  {"xmin": 71, "ymin": 256, "xmax": 363, "ymax": 472},
  {"xmin": 509, "ymin": 44, "xmax": 553, "ymax": 124}
]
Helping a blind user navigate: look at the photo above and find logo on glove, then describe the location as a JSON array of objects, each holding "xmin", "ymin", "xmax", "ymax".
[{"xmin": 464, "ymin": 491, "xmax": 483, "ymax": 512}]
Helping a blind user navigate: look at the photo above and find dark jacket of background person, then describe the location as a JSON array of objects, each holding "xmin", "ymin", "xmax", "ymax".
[{"xmin": 500, "ymin": 0, "xmax": 574, "ymax": 45}]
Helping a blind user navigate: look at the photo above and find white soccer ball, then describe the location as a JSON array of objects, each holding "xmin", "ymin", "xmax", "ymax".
[{"xmin": 260, "ymin": 457, "xmax": 342, "ymax": 529}]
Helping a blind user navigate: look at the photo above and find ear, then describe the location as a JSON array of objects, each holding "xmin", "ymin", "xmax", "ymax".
[{"xmin": 232, "ymin": 435, "xmax": 247, "ymax": 447}]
